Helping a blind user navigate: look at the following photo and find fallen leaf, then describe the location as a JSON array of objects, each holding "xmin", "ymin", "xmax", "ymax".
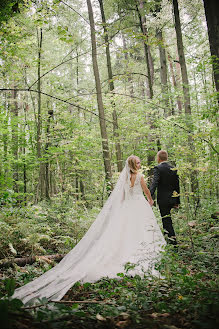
[
  {"xmin": 116, "ymin": 320, "xmax": 130, "ymax": 328},
  {"xmin": 188, "ymin": 221, "xmax": 196, "ymax": 227},
  {"xmin": 96, "ymin": 313, "xmax": 106, "ymax": 321},
  {"xmin": 119, "ymin": 312, "xmax": 130, "ymax": 320},
  {"xmin": 160, "ymin": 313, "xmax": 170, "ymax": 317}
]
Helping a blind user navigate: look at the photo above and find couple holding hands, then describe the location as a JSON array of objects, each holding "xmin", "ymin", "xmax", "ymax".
[{"xmin": 13, "ymin": 149, "xmax": 180, "ymax": 305}]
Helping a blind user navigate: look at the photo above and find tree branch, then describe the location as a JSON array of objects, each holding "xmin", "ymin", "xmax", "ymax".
[
  {"xmin": 1, "ymin": 88, "xmax": 217, "ymax": 155},
  {"xmin": 0, "ymin": 88, "xmax": 114, "ymax": 124}
]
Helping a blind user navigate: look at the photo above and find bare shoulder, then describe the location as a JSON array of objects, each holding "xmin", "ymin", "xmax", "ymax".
[{"xmin": 140, "ymin": 173, "xmax": 146, "ymax": 184}]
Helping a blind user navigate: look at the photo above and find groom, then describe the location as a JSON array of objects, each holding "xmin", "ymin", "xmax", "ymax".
[{"xmin": 150, "ymin": 150, "xmax": 180, "ymax": 245}]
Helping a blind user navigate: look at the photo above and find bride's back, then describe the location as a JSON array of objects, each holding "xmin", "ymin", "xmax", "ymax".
[{"xmin": 124, "ymin": 172, "xmax": 143, "ymax": 200}]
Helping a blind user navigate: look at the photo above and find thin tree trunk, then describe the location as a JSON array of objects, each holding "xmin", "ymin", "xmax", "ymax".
[
  {"xmin": 23, "ymin": 68, "xmax": 29, "ymax": 204},
  {"xmin": 167, "ymin": 74, "xmax": 175, "ymax": 115},
  {"xmin": 36, "ymin": 27, "xmax": 44, "ymax": 201},
  {"xmin": 136, "ymin": 1, "xmax": 153, "ymax": 98},
  {"xmin": 168, "ymin": 54, "xmax": 182, "ymax": 113},
  {"xmin": 136, "ymin": 1, "xmax": 157, "ymax": 173},
  {"xmin": 172, "ymin": 0, "xmax": 191, "ymax": 114},
  {"xmin": 156, "ymin": 29, "xmax": 170, "ymax": 116},
  {"xmin": 193, "ymin": 71, "xmax": 199, "ymax": 111},
  {"xmin": 23, "ymin": 100, "xmax": 28, "ymax": 205},
  {"xmin": 11, "ymin": 87, "xmax": 19, "ymax": 195},
  {"xmin": 75, "ymin": 171, "xmax": 79, "ymax": 200},
  {"xmin": 80, "ymin": 176, "xmax": 86, "ymax": 200},
  {"xmin": 86, "ymin": 0, "xmax": 112, "ymax": 189},
  {"xmin": 203, "ymin": 0, "xmax": 219, "ymax": 97},
  {"xmin": 98, "ymin": 0, "xmax": 123, "ymax": 172},
  {"xmin": 173, "ymin": 0, "xmax": 199, "ymax": 204},
  {"xmin": 3, "ymin": 90, "xmax": 8, "ymax": 182},
  {"xmin": 121, "ymin": 33, "xmax": 134, "ymax": 96},
  {"xmin": 148, "ymin": 46, "xmax": 154, "ymax": 86},
  {"xmin": 76, "ymin": 48, "xmax": 81, "ymax": 115},
  {"xmin": 45, "ymin": 107, "xmax": 53, "ymax": 200},
  {"xmin": 37, "ymin": 28, "xmax": 42, "ymax": 160}
]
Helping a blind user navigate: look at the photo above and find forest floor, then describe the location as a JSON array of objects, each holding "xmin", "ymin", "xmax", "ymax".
[{"xmin": 0, "ymin": 202, "xmax": 218, "ymax": 329}]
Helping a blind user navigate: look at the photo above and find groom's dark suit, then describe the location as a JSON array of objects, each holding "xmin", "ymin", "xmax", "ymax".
[{"xmin": 150, "ymin": 161, "xmax": 180, "ymax": 245}]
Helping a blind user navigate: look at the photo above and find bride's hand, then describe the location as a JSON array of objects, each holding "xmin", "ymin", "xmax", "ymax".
[{"xmin": 149, "ymin": 199, "xmax": 154, "ymax": 207}]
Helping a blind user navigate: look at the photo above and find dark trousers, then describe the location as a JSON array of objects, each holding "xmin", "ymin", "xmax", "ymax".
[{"xmin": 158, "ymin": 204, "xmax": 177, "ymax": 245}]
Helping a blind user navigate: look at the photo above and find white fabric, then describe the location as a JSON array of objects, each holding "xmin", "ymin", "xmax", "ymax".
[{"xmin": 13, "ymin": 161, "xmax": 166, "ymax": 305}]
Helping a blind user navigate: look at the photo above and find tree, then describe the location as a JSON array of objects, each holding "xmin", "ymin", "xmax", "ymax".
[
  {"xmin": 154, "ymin": 0, "xmax": 170, "ymax": 116},
  {"xmin": 172, "ymin": 0, "xmax": 191, "ymax": 114},
  {"xmin": 11, "ymin": 88, "xmax": 19, "ymax": 195},
  {"xmin": 136, "ymin": 0, "xmax": 154, "ymax": 99},
  {"xmin": 168, "ymin": 54, "xmax": 183, "ymax": 114},
  {"xmin": 156, "ymin": 29, "xmax": 170, "ymax": 116},
  {"xmin": 36, "ymin": 27, "xmax": 46, "ymax": 201},
  {"xmin": 172, "ymin": 0, "xmax": 200, "ymax": 203},
  {"xmin": 203, "ymin": 0, "xmax": 219, "ymax": 96},
  {"xmin": 86, "ymin": 0, "xmax": 112, "ymax": 188},
  {"xmin": 98, "ymin": 0, "xmax": 123, "ymax": 172},
  {"xmin": 0, "ymin": 0, "xmax": 22, "ymax": 24}
]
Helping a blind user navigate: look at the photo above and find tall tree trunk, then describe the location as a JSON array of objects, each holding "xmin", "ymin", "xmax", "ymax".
[
  {"xmin": 168, "ymin": 54, "xmax": 182, "ymax": 113},
  {"xmin": 45, "ymin": 107, "xmax": 53, "ymax": 200},
  {"xmin": 80, "ymin": 176, "xmax": 86, "ymax": 201},
  {"xmin": 23, "ymin": 99, "xmax": 28, "ymax": 205},
  {"xmin": 36, "ymin": 27, "xmax": 44, "ymax": 201},
  {"xmin": 137, "ymin": 1, "xmax": 153, "ymax": 98},
  {"xmin": 121, "ymin": 33, "xmax": 134, "ymax": 96},
  {"xmin": 173, "ymin": 0, "xmax": 199, "ymax": 204},
  {"xmin": 136, "ymin": 1, "xmax": 157, "ymax": 174},
  {"xmin": 172, "ymin": 0, "xmax": 191, "ymax": 114},
  {"xmin": 11, "ymin": 87, "xmax": 19, "ymax": 195},
  {"xmin": 37, "ymin": 28, "xmax": 42, "ymax": 161},
  {"xmin": 203, "ymin": 0, "xmax": 219, "ymax": 97},
  {"xmin": 23, "ymin": 68, "xmax": 29, "ymax": 204},
  {"xmin": 98, "ymin": 0, "xmax": 123, "ymax": 172},
  {"xmin": 86, "ymin": 0, "xmax": 112, "ymax": 189},
  {"xmin": 3, "ymin": 89, "xmax": 8, "ymax": 183},
  {"xmin": 156, "ymin": 29, "xmax": 170, "ymax": 116}
]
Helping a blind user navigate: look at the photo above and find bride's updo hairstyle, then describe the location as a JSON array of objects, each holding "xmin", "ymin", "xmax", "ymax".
[{"xmin": 127, "ymin": 155, "xmax": 139, "ymax": 174}]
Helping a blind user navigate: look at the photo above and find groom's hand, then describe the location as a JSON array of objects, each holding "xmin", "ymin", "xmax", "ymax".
[{"xmin": 173, "ymin": 204, "xmax": 179, "ymax": 209}]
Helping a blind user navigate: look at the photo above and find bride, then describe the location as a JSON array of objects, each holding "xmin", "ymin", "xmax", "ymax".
[{"xmin": 13, "ymin": 155, "xmax": 166, "ymax": 305}]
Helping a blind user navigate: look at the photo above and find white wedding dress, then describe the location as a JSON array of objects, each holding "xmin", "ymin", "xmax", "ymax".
[{"xmin": 13, "ymin": 164, "xmax": 166, "ymax": 305}]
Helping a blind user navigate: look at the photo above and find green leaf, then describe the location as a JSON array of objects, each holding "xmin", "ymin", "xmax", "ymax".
[{"xmin": 4, "ymin": 278, "xmax": 16, "ymax": 297}]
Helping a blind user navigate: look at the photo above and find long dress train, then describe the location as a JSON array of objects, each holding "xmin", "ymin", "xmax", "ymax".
[{"xmin": 12, "ymin": 172, "xmax": 166, "ymax": 305}]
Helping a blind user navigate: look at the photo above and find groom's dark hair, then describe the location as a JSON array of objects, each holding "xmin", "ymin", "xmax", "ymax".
[{"xmin": 157, "ymin": 150, "xmax": 168, "ymax": 161}]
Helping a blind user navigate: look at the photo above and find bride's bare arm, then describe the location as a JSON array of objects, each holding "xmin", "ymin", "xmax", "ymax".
[{"xmin": 140, "ymin": 176, "xmax": 154, "ymax": 206}]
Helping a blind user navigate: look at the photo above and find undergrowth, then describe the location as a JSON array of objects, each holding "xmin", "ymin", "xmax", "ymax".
[{"xmin": 0, "ymin": 198, "xmax": 218, "ymax": 329}]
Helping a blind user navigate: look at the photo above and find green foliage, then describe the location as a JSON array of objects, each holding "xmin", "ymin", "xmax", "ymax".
[
  {"xmin": 0, "ymin": 198, "xmax": 99, "ymax": 258},
  {"xmin": 0, "ymin": 278, "xmax": 23, "ymax": 328},
  {"xmin": 0, "ymin": 0, "xmax": 23, "ymax": 24},
  {"xmin": 2, "ymin": 238, "xmax": 218, "ymax": 328},
  {"xmin": 0, "ymin": 199, "xmax": 218, "ymax": 328}
]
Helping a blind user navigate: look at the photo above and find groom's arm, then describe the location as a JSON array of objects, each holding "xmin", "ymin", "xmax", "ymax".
[{"xmin": 149, "ymin": 166, "xmax": 160, "ymax": 197}]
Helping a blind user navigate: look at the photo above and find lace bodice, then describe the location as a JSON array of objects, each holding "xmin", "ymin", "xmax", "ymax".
[{"xmin": 124, "ymin": 172, "xmax": 144, "ymax": 200}]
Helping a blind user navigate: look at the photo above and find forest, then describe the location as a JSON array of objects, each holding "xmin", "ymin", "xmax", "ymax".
[{"xmin": 0, "ymin": 0, "xmax": 218, "ymax": 328}]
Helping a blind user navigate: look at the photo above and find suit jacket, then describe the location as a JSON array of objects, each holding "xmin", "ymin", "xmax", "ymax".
[{"xmin": 150, "ymin": 162, "xmax": 180, "ymax": 207}]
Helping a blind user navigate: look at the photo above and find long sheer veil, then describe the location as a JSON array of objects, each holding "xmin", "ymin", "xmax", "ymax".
[{"xmin": 13, "ymin": 161, "xmax": 131, "ymax": 305}]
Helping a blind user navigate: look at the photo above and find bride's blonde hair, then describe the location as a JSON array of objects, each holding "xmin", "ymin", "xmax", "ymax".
[{"xmin": 127, "ymin": 155, "xmax": 139, "ymax": 174}]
